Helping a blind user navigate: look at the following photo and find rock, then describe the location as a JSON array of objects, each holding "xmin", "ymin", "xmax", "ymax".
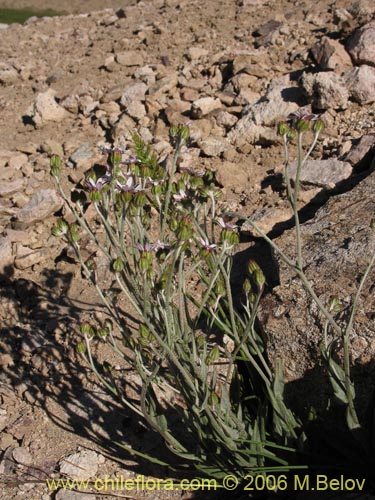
[
  {"xmin": 227, "ymin": 75, "xmax": 301, "ymax": 145},
  {"xmin": 12, "ymin": 447, "xmax": 33, "ymax": 466},
  {"xmin": 301, "ymin": 71, "xmax": 349, "ymax": 110},
  {"xmin": 70, "ymin": 142, "xmax": 94, "ymax": 165},
  {"xmin": 344, "ymin": 65, "xmax": 375, "ymax": 104},
  {"xmin": 346, "ymin": 21, "xmax": 375, "ymax": 67},
  {"xmin": 59, "ymin": 450, "xmax": 105, "ymax": 480},
  {"xmin": 253, "ymin": 20, "xmax": 283, "ymax": 47},
  {"xmin": 60, "ymin": 94, "xmax": 79, "ymax": 114},
  {"xmin": 41, "ymin": 140, "xmax": 64, "ymax": 157},
  {"xmin": 191, "ymin": 97, "xmax": 222, "ymax": 118},
  {"xmin": 311, "ymin": 37, "xmax": 352, "ymax": 73},
  {"xmin": 0, "ymin": 63, "xmax": 18, "ymax": 85},
  {"xmin": 261, "ymin": 171, "xmax": 375, "ymax": 389},
  {"xmin": 214, "ymin": 110, "xmax": 238, "ymax": 129},
  {"xmin": 0, "ymin": 237, "xmax": 13, "ymax": 276},
  {"xmin": 344, "ymin": 134, "xmax": 375, "ymax": 167},
  {"xmin": 111, "ymin": 113, "xmax": 136, "ymax": 141},
  {"xmin": 199, "ymin": 135, "xmax": 226, "ymax": 157},
  {"xmin": 186, "ymin": 47, "xmax": 209, "ymax": 61},
  {"xmin": 215, "ymin": 160, "xmax": 250, "ymax": 187},
  {"xmin": 29, "ymin": 89, "xmax": 68, "ymax": 127},
  {"xmin": 5, "ymin": 229, "xmax": 35, "ymax": 245},
  {"xmin": 15, "ymin": 189, "xmax": 63, "ymax": 226},
  {"xmin": 189, "ymin": 119, "xmax": 213, "ymax": 142},
  {"xmin": 288, "ymin": 159, "xmax": 352, "ymax": 189},
  {"xmin": 148, "ymin": 73, "xmax": 178, "ymax": 97},
  {"xmin": 0, "ymin": 179, "xmax": 25, "ymax": 197},
  {"xmin": 116, "ymin": 50, "xmax": 143, "ymax": 66},
  {"xmin": 133, "ymin": 65, "xmax": 156, "ymax": 85},
  {"xmin": 14, "ymin": 246, "xmax": 47, "ymax": 270},
  {"xmin": 126, "ymin": 100, "xmax": 146, "ymax": 120},
  {"xmin": 241, "ymin": 205, "xmax": 293, "ymax": 236},
  {"xmin": 120, "ymin": 81, "xmax": 148, "ymax": 106}
]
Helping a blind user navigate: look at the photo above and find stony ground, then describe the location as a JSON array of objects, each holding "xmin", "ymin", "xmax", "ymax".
[{"xmin": 1, "ymin": 0, "xmax": 375, "ymax": 498}]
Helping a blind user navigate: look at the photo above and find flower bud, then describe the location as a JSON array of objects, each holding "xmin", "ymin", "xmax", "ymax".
[
  {"xmin": 170, "ymin": 218, "xmax": 179, "ymax": 232},
  {"xmin": 109, "ymin": 148, "xmax": 122, "ymax": 167},
  {"xmin": 214, "ymin": 280, "xmax": 226, "ymax": 297},
  {"xmin": 76, "ymin": 342, "xmax": 87, "ymax": 354},
  {"xmin": 243, "ymin": 278, "xmax": 252, "ymax": 295},
  {"xmin": 295, "ymin": 118, "xmax": 310, "ymax": 132},
  {"xmin": 312, "ymin": 119, "xmax": 325, "ymax": 135},
  {"xmin": 51, "ymin": 219, "xmax": 69, "ymax": 237},
  {"xmin": 138, "ymin": 252, "xmax": 153, "ymax": 272},
  {"xmin": 277, "ymin": 122, "xmax": 290, "ymax": 136},
  {"xmin": 50, "ymin": 155, "xmax": 62, "ymax": 177},
  {"xmin": 206, "ymin": 345, "xmax": 220, "ymax": 365},
  {"xmin": 133, "ymin": 191, "xmax": 147, "ymax": 207},
  {"xmin": 80, "ymin": 322, "xmax": 94, "ymax": 336},
  {"xmin": 89, "ymin": 190, "xmax": 103, "ymax": 203},
  {"xmin": 247, "ymin": 260, "xmax": 261, "ymax": 276},
  {"xmin": 97, "ymin": 327, "xmax": 108, "ymax": 339},
  {"xmin": 104, "ymin": 319, "xmax": 113, "ymax": 332},
  {"xmin": 370, "ymin": 219, "xmax": 375, "ymax": 231},
  {"xmin": 113, "ymin": 256, "xmax": 124, "ymax": 273},
  {"xmin": 221, "ymin": 229, "xmax": 239, "ymax": 245},
  {"xmin": 209, "ymin": 392, "xmax": 219, "ymax": 406},
  {"xmin": 254, "ymin": 269, "xmax": 266, "ymax": 291},
  {"xmin": 67, "ymin": 223, "xmax": 80, "ymax": 243}
]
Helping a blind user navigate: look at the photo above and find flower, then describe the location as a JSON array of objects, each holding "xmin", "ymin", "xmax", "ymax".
[
  {"xmin": 173, "ymin": 189, "xmax": 188, "ymax": 202},
  {"xmin": 198, "ymin": 237, "xmax": 217, "ymax": 252},
  {"xmin": 288, "ymin": 108, "xmax": 321, "ymax": 130},
  {"xmin": 216, "ymin": 217, "xmax": 238, "ymax": 230},
  {"xmin": 116, "ymin": 176, "xmax": 144, "ymax": 194},
  {"xmin": 84, "ymin": 175, "xmax": 110, "ymax": 191}
]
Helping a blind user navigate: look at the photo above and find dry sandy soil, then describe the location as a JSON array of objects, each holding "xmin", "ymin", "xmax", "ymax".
[{"xmin": 0, "ymin": 0, "xmax": 374, "ymax": 499}]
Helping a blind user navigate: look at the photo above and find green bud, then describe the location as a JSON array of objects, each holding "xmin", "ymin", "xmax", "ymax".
[
  {"xmin": 247, "ymin": 260, "xmax": 261, "ymax": 275},
  {"xmin": 151, "ymin": 184, "xmax": 163, "ymax": 197},
  {"xmin": 104, "ymin": 319, "xmax": 113, "ymax": 332},
  {"xmin": 254, "ymin": 269, "xmax": 266, "ymax": 291},
  {"xmin": 50, "ymin": 155, "xmax": 62, "ymax": 177},
  {"xmin": 209, "ymin": 392, "xmax": 219, "ymax": 406},
  {"xmin": 80, "ymin": 322, "xmax": 94, "ymax": 336},
  {"xmin": 89, "ymin": 190, "xmax": 103, "ymax": 203},
  {"xmin": 206, "ymin": 345, "xmax": 220, "ymax": 365},
  {"xmin": 97, "ymin": 327, "xmax": 108, "ymax": 339},
  {"xmin": 221, "ymin": 229, "xmax": 239, "ymax": 245},
  {"xmin": 138, "ymin": 252, "xmax": 152, "ymax": 272},
  {"xmin": 109, "ymin": 148, "xmax": 122, "ymax": 167},
  {"xmin": 277, "ymin": 122, "xmax": 290, "ymax": 136},
  {"xmin": 215, "ymin": 280, "xmax": 226, "ymax": 297},
  {"xmin": 370, "ymin": 219, "xmax": 375, "ymax": 231},
  {"xmin": 312, "ymin": 119, "xmax": 325, "ymax": 135},
  {"xmin": 330, "ymin": 296, "xmax": 341, "ymax": 313},
  {"xmin": 295, "ymin": 118, "xmax": 310, "ymax": 132},
  {"xmin": 170, "ymin": 218, "xmax": 179, "ymax": 232},
  {"xmin": 67, "ymin": 223, "xmax": 80, "ymax": 243},
  {"xmin": 113, "ymin": 256, "xmax": 124, "ymax": 273},
  {"xmin": 133, "ymin": 191, "xmax": 147, "ymax": 207},
  {"xmin": 118, "ymin": 191, "xmax": 133, "ymax": 204},
  {"xmin": 76, "ymin": 342, "xmax": 87, "ymax": 354},
  {"xmin": 196, "ymin": 334, "xmax": 205, "ymax": 347},
  {"xmin": 51, "ymin": 219, "xmax": 69, "ymax": 237},
  {"xmin": 243, "ymin": 278, "xmax": 252, "ymax": 294}
]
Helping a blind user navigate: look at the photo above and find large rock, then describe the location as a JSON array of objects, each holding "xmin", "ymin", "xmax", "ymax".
[
  {"xmin": 344, "ymin": 65, "xmax": 375, "ymax": 104},
  {"xmin": 311, "ymin": 37, "xmax": 352, "ymax": 73},
  {"xmin": 287, "ymin": 159, "xmax": 352, "ymax": 189},
  {"xmin": 346, "ymin": 21, "xmax": 375, "ymax": 67},
  {"xmin": 15, "ymin": 189, "xmax": 63, "ymax": 226},
  {"xmin": 301, "ymin": 71, "xmax": 349, "ymax": 110},
  {"xmin": 260, "ymin": 172, "xmax": 375, "ymax": 385},
  {"xmin": 0, "ymin": 237, "xmax": 13, "ymax": 276},
  {"xmin": 227, "ymin": 75, "xmax": 302, "ymax": 145},
  {"xmin": 29, "ymin": 89, "xmax": 68, "ymax": 127},
  {"xmin": 59, "ymin": 450, "xmax": 105, "ymax": 480}
]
